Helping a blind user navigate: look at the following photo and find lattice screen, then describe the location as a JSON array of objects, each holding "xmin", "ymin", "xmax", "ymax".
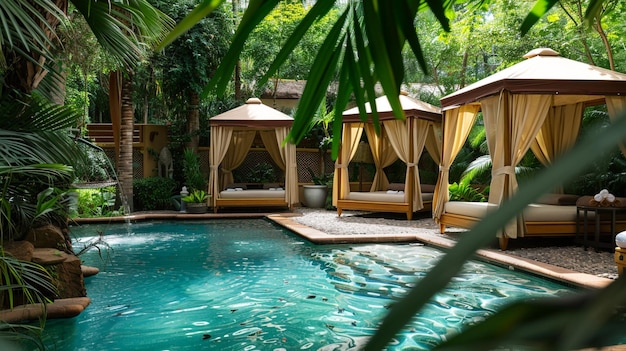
[{"xmin": 133, "ymin": 149, "xmax": 143, "ymax": 179}]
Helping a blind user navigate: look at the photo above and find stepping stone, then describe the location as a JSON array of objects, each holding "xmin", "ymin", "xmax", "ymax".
[
  {"xmin": 81, "ymin": 265, "xmax": 100, "ymax": 277},
  {"xmin": 0, "ymin": 297, "xmax": 91, "ymax": 323},
  {"xmin": 31, "ymin": 248, "xmax": 68, "ymax": 265}
]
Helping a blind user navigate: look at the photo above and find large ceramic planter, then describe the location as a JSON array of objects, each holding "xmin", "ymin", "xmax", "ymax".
[
  {"xmin": 303, "ymin": 185, "xmax": 328, "ymax": 208},
  {"xmin": 185, "ymin": 202, "xmax": 207, "ymax": 214}
]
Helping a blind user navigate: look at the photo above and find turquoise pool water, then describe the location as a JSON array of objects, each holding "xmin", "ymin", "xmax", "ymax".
[{"xmin": 42, "ymin": 219, "xmax": 574, "ymax": 350}]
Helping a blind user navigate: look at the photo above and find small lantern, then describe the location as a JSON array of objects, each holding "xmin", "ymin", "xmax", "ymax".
[{"xmin": 180, "ymin": 186, "xmax": 189, "ymax": 213}]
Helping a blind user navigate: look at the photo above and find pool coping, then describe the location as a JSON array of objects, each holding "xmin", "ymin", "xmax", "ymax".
[
  {"xmin": 72, "ymin": 211, "xmax": 612, "ymax": 290},
  {"xmin": 266, "ymin": 214, "xmax": 613, "ymax": 290}
]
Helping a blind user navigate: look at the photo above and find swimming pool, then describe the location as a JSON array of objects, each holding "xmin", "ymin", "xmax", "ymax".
[{"xmin": 42, "ymin": 219, "xmax": 574, "ymax": 350}]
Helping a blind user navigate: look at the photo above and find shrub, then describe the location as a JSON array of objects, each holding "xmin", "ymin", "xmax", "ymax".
[
  {"xmin": 75, "ymin": 187, "xmax": 121, "ymax": 218},
  {"xmin": 133, "ymin": 177, "xmax": 178, "ymax": 211}
]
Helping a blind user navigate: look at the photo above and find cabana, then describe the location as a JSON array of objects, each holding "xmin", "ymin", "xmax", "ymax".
[
  {"xmin": 433, "ymin": 48, "xmax": 626, "ymax": 249},
  {"xmin": 208, "ymin": 98, "xmax": 298, "ymax": 212},
  {"xmin": 333, "ymin": 92, "xmax": 442, "ymax": 220}
]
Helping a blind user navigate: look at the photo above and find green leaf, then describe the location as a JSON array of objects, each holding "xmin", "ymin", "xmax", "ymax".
[
  {"xmin": 520, "ymin": 0, "xmax": 558, "ymax": 36},
  {"xmin": 203, "ymin": 0, "xmax": 280, "ymax": 98},
  {"xmin": 157, "ymin": 0, "xmax": 224, "ymax": 50},
  {"xmin": 258, "ymin": 0, "xmax": 336, "ymax": 89},
  {"xmin": 584, "ymin": 0, "xmax": 605, "ymax": 26},
  {"xmin": 287, "ymin": 7, "xmax": 349, "ymax": 144}
]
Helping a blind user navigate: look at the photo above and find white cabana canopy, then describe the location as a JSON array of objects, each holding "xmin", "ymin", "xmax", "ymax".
[
  {"xmin": 434, "ymin": 48, "xmax": 626, "ymax": 240},
  {"xmin": 334, "ymin": 92, "xmax": 442, "ymax": 218},
  {"xmin": 208, "ymin": 97, "xmax": 298, "ymax": 208}
]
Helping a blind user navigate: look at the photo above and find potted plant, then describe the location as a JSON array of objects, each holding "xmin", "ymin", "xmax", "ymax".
[
  {"xmin": 182, "ymin": 189, "xmax": 208, "ymax": 214},
  {"xmin": 302, "ymin": 99, "xmax": 334, "ymax": 209},
  {"xmin": 303, "ymin": 168, "xmax": 333, "ymax": 208},
  {"xmin": 182, "ymin": 149, "xmax": 209, "ymax": 213}
]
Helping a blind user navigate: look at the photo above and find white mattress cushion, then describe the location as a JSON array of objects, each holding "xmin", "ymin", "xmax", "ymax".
[
  {"xmin": 444, "ymin": 201, "xmax": 583, "ymax": 222},
  {"xmin": 219, "ymin": 189, "xmax": 285, "ymax": 199},
  {"xmin": 345, "ymin": 191, "xmax": 433, "ymax": 204}
]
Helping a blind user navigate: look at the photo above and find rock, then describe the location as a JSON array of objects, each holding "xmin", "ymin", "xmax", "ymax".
[
  {"xmin": 3, "ymin": 241, "xmax": 34, "ymax": 261},
  {"xmin": 81, "ymin": 265, "xmax": 100, "ymax": 277},
  {"xmin": 0, "ymin": 297, "xmax": 91, "ymax": 323},
  {"xmin": 55, "ymin": 255, "xmax": 86, "ymax": 298},
  {"xmin": 25, "ymin": 224, "xmax": 66, "ymax": 249},
  {"xmin": 31, "ymin": 248, "xmax": 68, "ymax": 265}
]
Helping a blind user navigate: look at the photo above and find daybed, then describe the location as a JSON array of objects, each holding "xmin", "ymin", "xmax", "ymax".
[
  {"xmin": 208, "ymin": 98, "xmax": 298, "ymax": 212},
  {"xmin": 336, "ymin": 186, "xmax": 435, "ymax": 220},
  {"xmin": 438, "ymin": 195, "xmax": 626, "ymax": 250},
  {"xmin": 215, "ymin": 186, "xmax": 286, "ymax": 209},
  {"xmin": 334, "ymin": 92, "xmax": 442, "ymax": 220},
  {"xmin": 433, "ymin": 48, "xmax": 626, "ymax": 249}
]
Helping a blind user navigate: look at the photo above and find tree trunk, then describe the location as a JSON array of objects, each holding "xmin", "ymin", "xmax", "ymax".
[
  {"xmin": 119, "ymin": 73, "xmax": 135, "ymax": 213},
  {"xmin": 594, "ymin": 18, "xmax": 615, "ymax": 70},
  {"xmin": 186, "ymin": 90, "xmax": 200, "ymax": 151}
]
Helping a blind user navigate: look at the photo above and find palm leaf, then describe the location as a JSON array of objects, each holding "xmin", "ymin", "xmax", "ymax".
[
  {"xmin": 520, "ymin": 0, "xmax": 558, "ymax": 35},
  {"xmin": 202, "ymin": 0, "xmax": 280, "ymax": 97}
]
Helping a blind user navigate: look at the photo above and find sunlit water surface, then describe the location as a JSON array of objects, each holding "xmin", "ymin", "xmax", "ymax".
[{"xmin": 42, "ymin": 219, "xmax": 574, "ymax": 350}]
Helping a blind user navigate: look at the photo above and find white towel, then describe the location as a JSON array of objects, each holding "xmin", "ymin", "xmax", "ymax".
[
  {"xmin": 386, "ymin": 190, "xmax": 398, "ymax": 194},
  {"xmin": 235, "ymin": 188, "xmax": 243, "ymax": 191},
  {"xmin": 269, "ymin": 188, "xmax": 276, "ymax": 191},
  {"xmin": 226, "ymin": 188, "xmax": 235, "ymax": 192},
  {"xmin": 276, "ymin": 187, "xmax": 283, "ymax": 191}
]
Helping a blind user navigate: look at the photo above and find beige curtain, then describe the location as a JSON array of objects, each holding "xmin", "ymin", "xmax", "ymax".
[
  {"xmin": 530, "ymin": 103, "xmax": 583, "ymax": 166},
  {"xmin": 220, "ymin": 130, "xmax": 256, "ymax": 189},
  {"xmin": 365, "ymin": 123, "xmax": 398, "ymax": 191},
  {"xmin": 332, "ymin": 123, "xmax": 364, "ymax": 206},
  {"xmin": 274, "ymin": 127, "xmax": 299, "ymax": 206},
  {"xmin": 385, "ymin": 118, "xmax": 429, "ymax": 209},
  {"xmin": 607, "ymin": 96, "xmax": 626, "ymax": 157},
  {"xmin": 483, "ymin": 92, "xmax": 552, "ymax": 238},
  {"xmin": 425, "ymin": 122, "xmax": 442, "ymax": 165},
  {"xmin": 260, "ymin": 130, "xmax": 286, "ymax": 170},
  {"xmin": 433, "ymin": 105, "xmax": 480, "ymax": 222},
  {"xmin": 209, "ymin": 125, "xmax": 234, "ymax": 207}
]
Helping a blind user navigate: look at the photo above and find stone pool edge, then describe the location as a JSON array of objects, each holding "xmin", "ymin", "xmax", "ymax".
[{"xmin": 267, "ymin": 214, "xmax": 612, "ymax": 290}]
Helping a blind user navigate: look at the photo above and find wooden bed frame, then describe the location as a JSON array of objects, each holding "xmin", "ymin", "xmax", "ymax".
[
  {"xmin": 214, "ymin": 197, "xmax": 290, "ymax": 212},
  {"xmin": 336, "ymin": 199, "xmax": 432, "ymax": 220},
  {"xmin": 213, "ymin": 187, "xmax": 290, "ymax": 212}
]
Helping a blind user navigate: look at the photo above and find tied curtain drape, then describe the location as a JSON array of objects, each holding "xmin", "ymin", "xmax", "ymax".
[
  {"xmin": 607, "ymin": 96, "xmax": 626, "ymax": 157},
  {"xmin": 332, "ymin": 123, "xmax": 364, "ymax": 206},
  {"xmin": 261, "ymin": 128, "xmax": 299, "ymax": 206},
  {"xmin": 433, "ymin": 104, "xmax": 480, "ymax": 222},
  {"xmin": 425, "ymin": 122, "xmax": 442, "ymax": 166},
  {"xmin": 209, "ymin": 125, "xmax": 234, "ymax": 208},
  {"xmin": 220, "ymin": 130, "xmax": 256, "ymax": 190},
  {"xmin": 482, "ymin": 91, "xmax": 552, "ymax": 239},
  {"xmin": 385, "ymin": 118, "xmax": 430, "ymax": 210},
  {"xmin": 365, "ymin": 124, "xmax": 398, "ymax": 191}
]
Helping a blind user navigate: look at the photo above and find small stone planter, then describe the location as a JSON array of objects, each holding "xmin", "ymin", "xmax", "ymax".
[
  {"xmin": 185, "ymin": 203, "xmax": 207, "ymax": 214},
  {"xmin": 302, "ymin": 185, "xmax": 329, "ymax": 208}
]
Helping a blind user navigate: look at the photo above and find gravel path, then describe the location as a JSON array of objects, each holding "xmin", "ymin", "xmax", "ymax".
[{"xmin": 291, "ymin": 208, "xmax": 619, "ymax": 279}]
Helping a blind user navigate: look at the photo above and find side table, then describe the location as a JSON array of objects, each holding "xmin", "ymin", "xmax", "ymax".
[{"xmin": 576, "ymin": 205, "xmax": 626, "ymax": 251}]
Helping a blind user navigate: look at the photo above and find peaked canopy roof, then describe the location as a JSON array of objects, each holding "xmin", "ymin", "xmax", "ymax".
[
  {"xmin": 441, "ymin": 48, "xmax": 626, "ymax": 109},
  {"xmin": 209, "ymin": 97, "xmax": 293, "ymax": 127},
  {"xmin": 342, "ymin": 91, "xmax": 442, "ymax": 122}
]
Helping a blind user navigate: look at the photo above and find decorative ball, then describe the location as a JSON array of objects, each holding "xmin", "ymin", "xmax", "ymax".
[
  {"xmin": 608, "ymin": 194, "xmax": 616, "ymax": 203},
  {"xmin": 594, "ymin": 193, "xmax": 603, "ymax": 202},
  {"xmin": 600, "ymin": 189, "xmax": 609, "ymax": 197},
  {"xmin": 616, "ymin": 231, "xmax": 626, "ymax": 248}
]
